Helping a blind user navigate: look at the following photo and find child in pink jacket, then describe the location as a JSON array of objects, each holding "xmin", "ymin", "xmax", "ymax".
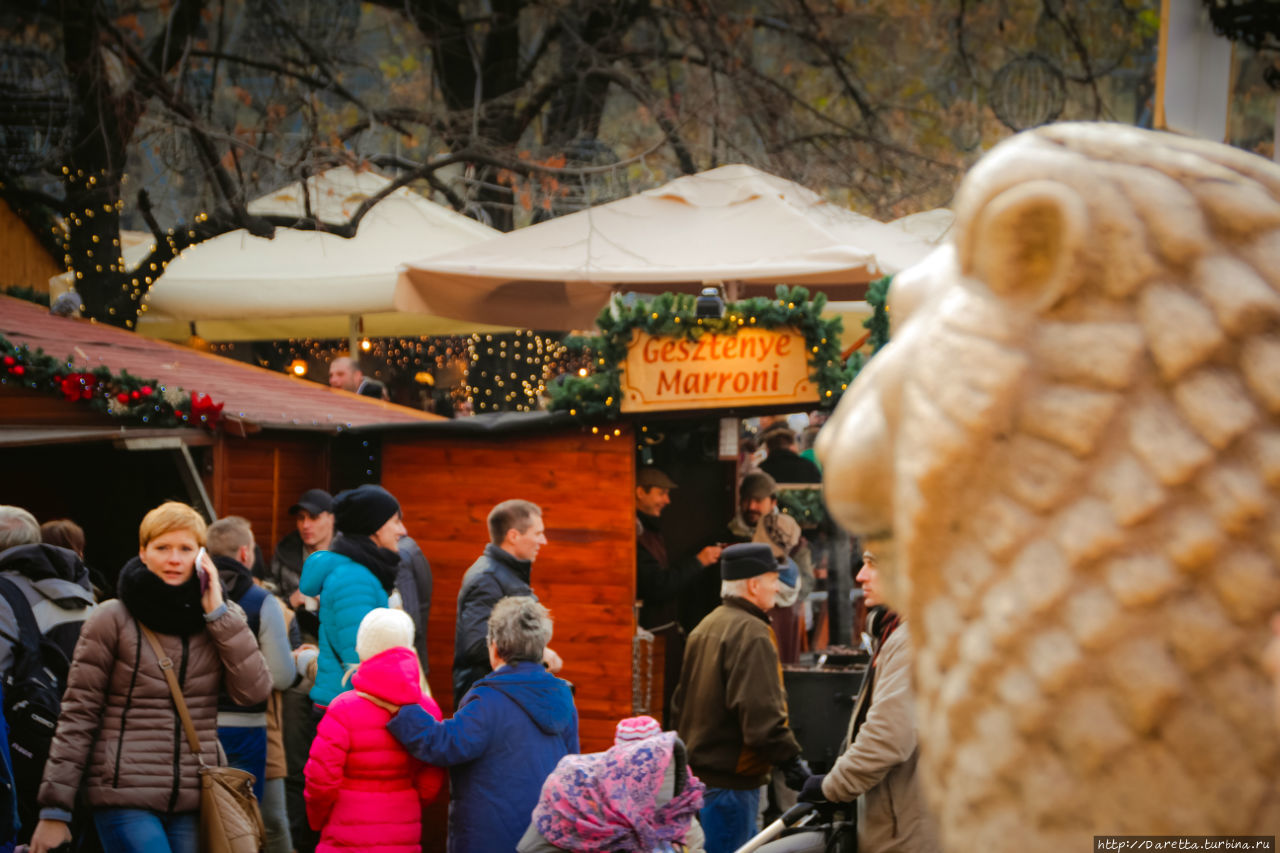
[{"xmin": 305, "ymin": 608, "xmax": 445, "ymax": 852}]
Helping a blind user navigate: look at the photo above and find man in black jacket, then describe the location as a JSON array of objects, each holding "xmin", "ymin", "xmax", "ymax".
[
  {"xmin": 635, "ymin": 467, "xmax": 722, "ymax": 721},
  {"xmin": 269, "ymin": 488, "xmax": 334, "ymax": 608},
  {"xmin": 395, "ymin": 533, "xmax": 432, "ymax": 669},
  {"xmin": 452, "ymin": 499, "xmax": 561, "ymax": 704},
  {"xmin": 758, "ymin": 423, "xmax": 822, "ymax": 484},
  {"xmin": 635, "ymin": 467, "xmax": 723, "ymax": 631}
]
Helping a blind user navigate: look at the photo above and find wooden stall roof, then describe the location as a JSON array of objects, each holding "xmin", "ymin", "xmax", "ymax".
[
  {"xmin": 0, "ymin": 296, "xmax": 439, "ymax": 431},
  {"xmin": 381, "ymin": 424, "xmax": 637, "ymax": 755}
]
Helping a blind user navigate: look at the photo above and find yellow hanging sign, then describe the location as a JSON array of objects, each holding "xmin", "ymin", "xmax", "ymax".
[{"xmin": 620, "ymin": 328, "xmax": 818, "ymax": 413}]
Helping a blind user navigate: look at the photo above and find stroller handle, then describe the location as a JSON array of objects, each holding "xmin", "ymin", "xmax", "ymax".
[{"xmin": 731, "ymin": 802, "xmax": 818, "ymax": 853}]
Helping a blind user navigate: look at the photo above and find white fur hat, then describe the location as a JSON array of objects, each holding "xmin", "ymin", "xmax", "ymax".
[{"xmin": 356, "ymin": 608, "xmax": 415, "ymax": 662}]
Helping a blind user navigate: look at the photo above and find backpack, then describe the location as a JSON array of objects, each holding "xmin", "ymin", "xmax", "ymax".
[{"xmin": 0, "ymin": 575, "xmax": 73, "ymax": 840}]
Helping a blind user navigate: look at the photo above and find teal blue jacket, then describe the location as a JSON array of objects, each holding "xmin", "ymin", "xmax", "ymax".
[{"xmin": 299, "ymin": 550, "xmax": 389, "ymax": 706}]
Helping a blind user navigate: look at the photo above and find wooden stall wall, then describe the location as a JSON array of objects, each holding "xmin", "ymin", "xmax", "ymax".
[
  {"xmin": 213, "ymin": 433, "xmax": 331, "ymax": 560},
  {"xmin": 0, "ymin": 200, "xmax": 62, "ymax": 291},
  {"xmin": 383, "ymin": 427, "xmax": 637, "ymax": 753}
]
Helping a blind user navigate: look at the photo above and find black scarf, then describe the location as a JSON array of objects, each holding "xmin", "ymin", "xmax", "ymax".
[
  {"xmin": 329, "ymin": 533, "xmax": 400, "ymax": 593},
  {"xmin": 117, "ymin": 556, "xmax": 208, "ymax": 636}
]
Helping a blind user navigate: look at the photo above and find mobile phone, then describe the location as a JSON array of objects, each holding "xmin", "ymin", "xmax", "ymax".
[{"xmin": 195, "ymin": 547, "xmax": 210, "ymax": 593}]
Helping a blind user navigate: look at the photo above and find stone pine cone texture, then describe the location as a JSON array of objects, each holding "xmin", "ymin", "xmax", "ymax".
[{"xmin": 820, "ymin": 123, "xmax": 1280, "ymax": 851}]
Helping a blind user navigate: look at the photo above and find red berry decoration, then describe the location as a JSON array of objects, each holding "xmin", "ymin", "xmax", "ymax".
[
  {"xmin": 130, "ymin": 390, "xmax": 141, "ymax": 401},
  {"xmin": 141, "ymin": 385, "xmax": 153, "ymax": 396},
  {"xmin": 174, "ymin": 410, "xmax": 185, "ymax": 419},
  {"xmin": 117, "ymin": 392, "xmax": 130, "ymax": 404},
  {"xmin": 2, "ymin": 356, "xmax": 14, "ymax": 367},
  {"xmin": 11, "ymin": 366, "xmax": 24, "ymax": 376}
]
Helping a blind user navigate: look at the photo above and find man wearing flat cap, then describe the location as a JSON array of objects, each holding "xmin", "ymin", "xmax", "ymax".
[
  {"xmin": 635, "ymin": 466, "xmax": 723, "ymax": 722},
  {"xmin": 725, "ymin": 470, "xmax": 814, "ymax": 664},
  {"xmin": 671, "ymin": 542, "xmax": 810, "ymax": 853},
  {"xmin": 635, "ymin": 466, "xmax": 723, "ymax": 631}
]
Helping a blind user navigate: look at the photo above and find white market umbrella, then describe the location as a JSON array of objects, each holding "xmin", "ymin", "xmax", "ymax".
[
  {"xmin": 394, "ymin": 164, "xmax": 939, "ymax": 329},
  {"xmin": 137, "ymin": 167, "xmax": 512, "ymax": 341}
]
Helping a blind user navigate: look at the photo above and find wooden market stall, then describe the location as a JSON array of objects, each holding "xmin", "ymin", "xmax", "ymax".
[{"xmin": 0, "ymin": 295, "xmax": 439, "ymax": 574}]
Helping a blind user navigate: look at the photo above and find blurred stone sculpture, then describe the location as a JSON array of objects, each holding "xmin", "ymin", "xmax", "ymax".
[{"xmin": 818, "ymin": 123, "xmax": 1280, "ymax": 851}]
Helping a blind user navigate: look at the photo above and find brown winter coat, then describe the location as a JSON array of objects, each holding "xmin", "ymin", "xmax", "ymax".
[
  {"xmin": 670, "ymin": 596, "xmax": 801, "ymax": 789},
  {"xmin": 38, "ymin": 598, "xmax": 272, "ymax": 815}
]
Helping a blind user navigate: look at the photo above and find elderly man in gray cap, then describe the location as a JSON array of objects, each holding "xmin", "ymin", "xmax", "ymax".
[{"xmin": 671, "ymin": 542, "xmax": 810, "ymax": 853}]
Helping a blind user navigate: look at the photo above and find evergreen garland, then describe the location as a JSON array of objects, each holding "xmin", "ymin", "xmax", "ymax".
[
  {"xmin": 0, "ymin": 333, "xmax": 224, "ymax": 429},
  {"xmin": 548, "ymin": 281, "xmax": 895, "ymax": 421},
  {"xmin": 843, "ymin": 275, "xmax": 891, "ymax": 378},
  {"xmin": 548, "ymin": 285, "xmax": 858, "ymax": 420},
  {"xmin": 777, "ymin": 487, "xmax": 827, "ymax": 527}
]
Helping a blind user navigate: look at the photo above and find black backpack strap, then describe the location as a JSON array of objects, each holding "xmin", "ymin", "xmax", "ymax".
[{"xmin": 0, "ymin": 575, "xmax": 43, "ymax": 662}]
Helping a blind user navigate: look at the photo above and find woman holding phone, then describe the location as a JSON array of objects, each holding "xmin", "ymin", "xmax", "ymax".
[{"xmin": 29, "ymin": 501, "xmax": 272, "ymax": 853}]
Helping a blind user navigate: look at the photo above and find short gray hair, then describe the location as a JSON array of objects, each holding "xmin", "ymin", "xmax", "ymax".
[
  {"xmin": 721, "ymin": 578, "xmax": 751, "ymax": 598},
  {"xmin": 0, "ymin": 506, "xmax": 41, "ymax": 551},
  {"xmin": 487, "ymin": 596, "xmax": 552, "ymax": 664},
  {"xmin": 206, "ymin": 516, "xmax": 254, "ymax": 559}
]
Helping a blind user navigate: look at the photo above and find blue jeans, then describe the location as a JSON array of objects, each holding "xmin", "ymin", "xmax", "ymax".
[
  {"xmin": 218, "ymin": 724, "xmax": 267, "ymax": 800},
  {"xmin": 93, "ymin": 808, "xmax": 197, "ymax": 853},
  {"xmin": 700, "ymin": 787, "xmax": 760, "ymax": 853}
]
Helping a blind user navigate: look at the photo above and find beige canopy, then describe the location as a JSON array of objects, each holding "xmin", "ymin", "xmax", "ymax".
[
  {"xmin": 394, "ymin": 164, "xmax": 940, "ymax": 329},
  {"xmin": 136, "ymin": 167, "xmax": 511, "ymax": 341}
]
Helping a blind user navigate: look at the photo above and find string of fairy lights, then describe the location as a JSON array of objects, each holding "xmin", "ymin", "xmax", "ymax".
[
  {"xmin": 44, "ymin": 167, "xmax": 212, "ymax": 329},
  {"xmin": 209, "ymin": 331, "xmax": 592, "ymax": 413}
]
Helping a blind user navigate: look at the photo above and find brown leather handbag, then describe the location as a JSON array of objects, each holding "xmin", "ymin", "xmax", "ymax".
[{"xmin": 141, "ymin": 624, "xmax": 266, "ymax": 853}]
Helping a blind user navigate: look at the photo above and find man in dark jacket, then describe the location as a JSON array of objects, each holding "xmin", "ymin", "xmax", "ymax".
[
  {"xmin": 207, "ymin": 517, "xmax": 296, "ymax": 801},
  {"xmin": 270, "ymin": 488, "xmax": 334, "ymax": 608},
  {"xmin": 635, "ymin": 466, "xmax": 722, "ymax": 722},
  {"xmin": 389, "ymin": 596, "xmax": 578, "ymax": 853},
  {"xmin": 758, "ymin": 423, "xmax": 822, "ymax": 484},
  {"xmin": 636, "ymin": 467, "xmax": 723, "ymax": 630},
  {"xmin": 328, "ymin": 355, "xmax": 388, "ymax": 400},
  {"xmin": 452, "ymin": 500, "xmax": 562, "ymax": 705},
  {"xmin": 671, "ymin": 542, "xmax": 809, "ymax": 853},
  {"xmin": 396, "ymin": 533, "xmax": 433, "ymax": 669}
]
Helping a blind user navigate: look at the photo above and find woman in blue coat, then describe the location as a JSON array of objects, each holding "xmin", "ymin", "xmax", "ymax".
[
  {"xmin": 386, "ymin": 596, "xmax": 578, "ymax": 853},
  {"xmin": 299, "ymin": 485, "xmax": 404, "ymax": 708}
]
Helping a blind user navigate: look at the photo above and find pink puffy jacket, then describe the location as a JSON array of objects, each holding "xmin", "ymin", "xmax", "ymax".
[{"xmin": 305, "ymin": 646, "xmax": 446, "ymax": 852}]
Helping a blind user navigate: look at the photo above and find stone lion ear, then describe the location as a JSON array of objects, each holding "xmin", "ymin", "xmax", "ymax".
[{"xmin": 963, "ymin": 180, "xmax": 1086, "ymax": 312}]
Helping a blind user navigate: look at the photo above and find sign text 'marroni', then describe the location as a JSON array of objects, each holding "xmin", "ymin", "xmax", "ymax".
[{"xmin": 620, "ymin": 327, "xmax": 818, "ymax": 413}]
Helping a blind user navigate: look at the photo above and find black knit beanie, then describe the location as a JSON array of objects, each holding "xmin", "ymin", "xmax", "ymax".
[{"xmin": 332, "ymin": 484, "xmax": 401, "ymax": 536}]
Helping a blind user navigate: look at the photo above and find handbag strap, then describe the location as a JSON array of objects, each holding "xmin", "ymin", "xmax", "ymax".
[{"xmin": 139, "ymin": 623, "xmax": 206, "ymax": 764}]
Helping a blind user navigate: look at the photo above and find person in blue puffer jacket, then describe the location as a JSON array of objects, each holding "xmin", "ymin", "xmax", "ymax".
[
  {"xmin": 299, "ymin": 485, "xmax": 404, "ymax": 708},
  {"xmin": 386, "ymin": 596, "xmax": 578, "ymax": 853}
]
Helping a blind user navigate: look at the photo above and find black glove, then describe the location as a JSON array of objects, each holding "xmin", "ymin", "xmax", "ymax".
[
  {"xmin": 798, "ymin": 773, "xmax": 828, "ymax": 803},
  {"xmin": 780, "ymin": 755, "xmax": 812, "ymax": 790}
]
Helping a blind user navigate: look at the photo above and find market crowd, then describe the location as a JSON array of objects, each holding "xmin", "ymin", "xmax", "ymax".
[{"xmin": 0, "ymin": 418, "xmax": 941, "ymax": 853}]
